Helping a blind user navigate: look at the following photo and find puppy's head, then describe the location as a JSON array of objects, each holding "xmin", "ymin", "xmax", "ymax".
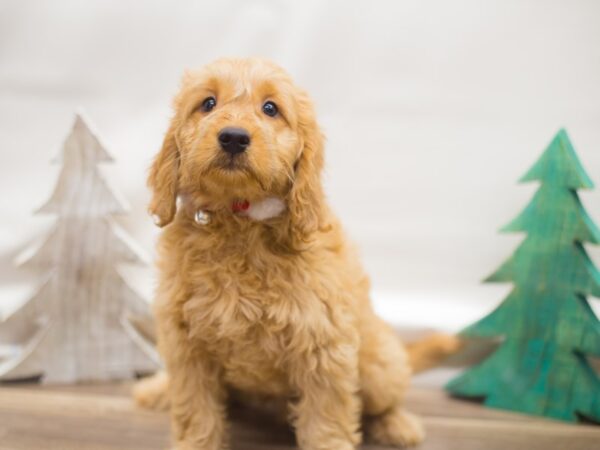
[{"xmin": 148, "ymin": 58, "xmax": 325, "ymax": 237}]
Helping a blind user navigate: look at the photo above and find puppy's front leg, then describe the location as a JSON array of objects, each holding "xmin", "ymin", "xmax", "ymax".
[
  {"xmin": 160, "ymin": 324, "xmax": 226, "ymax": 450},
  {"xmin": 289, "ymin": 339, "xmax": 362, "ymax": 450}
]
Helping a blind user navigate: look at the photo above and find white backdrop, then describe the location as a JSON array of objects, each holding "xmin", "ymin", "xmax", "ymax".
[{"xmin": 1, "ymin": 0, "xmax": 599, "ymax": 334}]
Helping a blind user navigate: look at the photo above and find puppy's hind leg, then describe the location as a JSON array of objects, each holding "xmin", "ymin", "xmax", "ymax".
[
  {"xmin": 133, "ymin": 371, "xmax": 171, "ymax": 411},
  {"xmin": 359, "ymin": 315, "xmax": 425, "ymax": 448}
]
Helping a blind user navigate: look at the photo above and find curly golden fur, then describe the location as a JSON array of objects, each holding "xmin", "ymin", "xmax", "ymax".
[{"xmin": 136, "ymin": 58, "xmax": 458, "ymax": 450}]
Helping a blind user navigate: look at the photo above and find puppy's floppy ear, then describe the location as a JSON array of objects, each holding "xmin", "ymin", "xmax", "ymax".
[
  {"xmin": 148, "ymin": 120, "xmax": 180, "ymax": 227},
  {"xmin": 287, "ymin": 91, "xmax": 327, "ymax": 239}
]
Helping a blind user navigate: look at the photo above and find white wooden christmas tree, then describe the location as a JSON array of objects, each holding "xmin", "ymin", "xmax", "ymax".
[{"xmin": 0, "ymin": 113, "xmax": 159, "ymax": 384}]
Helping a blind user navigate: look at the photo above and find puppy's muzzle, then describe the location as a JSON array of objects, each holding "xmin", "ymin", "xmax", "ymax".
[{"xmin": 218, "ymin": 127, "xmax": 250, "ymax": 155}]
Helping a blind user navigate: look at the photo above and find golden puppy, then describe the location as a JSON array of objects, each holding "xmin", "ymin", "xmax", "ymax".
[{"xmin": 136, "ymin": 58, "xmax": 455, "ymax": 449}]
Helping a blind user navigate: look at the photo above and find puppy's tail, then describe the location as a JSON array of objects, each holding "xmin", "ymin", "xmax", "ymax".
[
  {"xmin": 406, "ymin": 333, "xmax": 462, "ymax": 373},
  {"xmin": 133, "ymin": 371, "xmax": 170, "ymax": 411}
]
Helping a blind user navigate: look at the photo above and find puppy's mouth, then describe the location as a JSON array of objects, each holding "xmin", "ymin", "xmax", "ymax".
[
  {"xmin": 206, "ymin": 153, "xmax": 264, "ymax": 185},
  {"xmin": 213, "ymin": 153, "xmax": 249, "ymax": 172},
  {"xmin": 200, "ymin": 150, "xmax": 269, "ymax": 192}
]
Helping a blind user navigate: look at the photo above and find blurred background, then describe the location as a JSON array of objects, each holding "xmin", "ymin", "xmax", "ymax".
[{"xmin": 1, "ymin": 0, "xmax": 599, "ymax": 339}]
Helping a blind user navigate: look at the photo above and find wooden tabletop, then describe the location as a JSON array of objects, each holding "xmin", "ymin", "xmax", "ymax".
[{"xmin": 0, "ymin": 382, "xmax": 598, "ymax": 450}]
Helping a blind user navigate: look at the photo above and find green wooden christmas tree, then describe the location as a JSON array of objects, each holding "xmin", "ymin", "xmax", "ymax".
[{"xmin": 446, "ymin": 129, "xmax": 600, "ymax": 422}]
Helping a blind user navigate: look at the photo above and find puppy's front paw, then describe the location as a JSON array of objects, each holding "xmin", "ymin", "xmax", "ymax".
[{"xmin": 366, "ymin": 407, "xmax": 425, "ymax": 448}]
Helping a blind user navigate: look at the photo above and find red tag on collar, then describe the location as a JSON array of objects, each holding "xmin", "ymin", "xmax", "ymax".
[{"xmin": 232, "ymin": 200, "xmax": 250, "ymax": 213}]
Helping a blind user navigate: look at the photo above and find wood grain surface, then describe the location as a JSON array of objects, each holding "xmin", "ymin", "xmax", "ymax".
[
  {"xmin": 0, "ymin": 114, "xmax": 158, "ymax": 383},
  {"xmin": 0, "ymin": 382, "xmax": 598, "ymax": 450}
]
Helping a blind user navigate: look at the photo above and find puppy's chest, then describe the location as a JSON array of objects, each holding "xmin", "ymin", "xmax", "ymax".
[
  {"xmin": 183, "ymin": 263, "xmax": 304, "ymax": 393},
  {"xmin": 180, "ymin": 239, "xmax": 339, "ymax": 391},
  {"xmin": 208, "ymin": 317, "xmax": 290, "ymax": 394}
]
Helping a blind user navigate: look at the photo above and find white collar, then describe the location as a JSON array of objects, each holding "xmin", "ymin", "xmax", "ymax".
[{"xmin": 192, "ymin": 196, "xmax": 286, "ymax": 226}]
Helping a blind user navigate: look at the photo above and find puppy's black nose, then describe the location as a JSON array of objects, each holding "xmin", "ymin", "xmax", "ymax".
[{"xmin": 218, "ymin": 127, "xmax": 250, "ymax": 155}]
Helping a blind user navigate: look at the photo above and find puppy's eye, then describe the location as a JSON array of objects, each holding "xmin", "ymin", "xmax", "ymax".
[
  {"xmin": 200, "ymin": 96, "xmax": 216, "ymax": 112},
  {"xmin": 262, "ymin": 101, "xmax": 278, "ymax": 117}
]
